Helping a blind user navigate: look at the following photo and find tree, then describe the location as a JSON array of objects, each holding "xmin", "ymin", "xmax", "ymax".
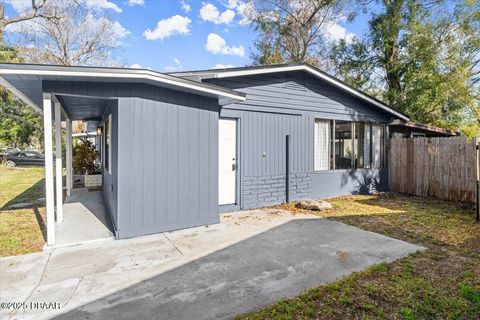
[
  {"xmin": 330, "ymin": 0, "xmax": 479, "ymax": 131},
  {"xmin": 0, "ymin": 0, "xmax": 55, "ymax": 34},
  {"xmin": 0, "ymin": 99, "xmax": 43, "ymax": 149},
  {"xmin": 248, "ymin": 0, "xmax": 347, "ymax": 66},
  {"xmin": 5, "ymin": 0, "xmax": 128, "ymax": 66},
  {"xmin": 0, "ymin": 19, "xmax": 42, "ymax": 149}
]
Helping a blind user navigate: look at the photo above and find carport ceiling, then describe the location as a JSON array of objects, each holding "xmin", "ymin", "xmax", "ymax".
[{"xmin": 58, "ymin": 95, "xmax": 112, "ymax": 121}]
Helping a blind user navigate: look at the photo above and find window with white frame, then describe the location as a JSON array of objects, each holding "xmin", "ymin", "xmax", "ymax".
[
  {"xmin": 314, "ymin": 119, "xmax": 385, "ymax": 171},
  {"xmin": 314, "ymin": 119, "xmax": 330, "ymax": 171}
]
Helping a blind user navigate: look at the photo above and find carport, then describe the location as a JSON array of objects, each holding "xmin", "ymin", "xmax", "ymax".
[
  {"xmin": 0, "ymin": 63, "xmax": 245, "ymax": 246},
  {"xmin": 2, "ymin": 78, "xmax": 118, "ymax": 246}
]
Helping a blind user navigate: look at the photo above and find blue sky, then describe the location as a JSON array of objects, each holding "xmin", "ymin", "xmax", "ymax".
[{"xmin": 4, "ymin": 0, "xmax": 372, "ymax": 72}]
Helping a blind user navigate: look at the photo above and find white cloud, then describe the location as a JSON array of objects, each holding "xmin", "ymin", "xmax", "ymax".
[
  {"xmin": 225, "ymin": 0, "xmax": 251, "ymax": 25},
  {"xmin": 85, "ymin": 0, "xmax": 122, "ymax": 13},
  {"xmin": 129, "ymin": 63, "xmax": 152, "ymax": 69},
  {"xmin": 143, "ymin": 15, "xmax": 192, "ymax": 41},
  {"xmin": 164, "ymin": 58, "xmax": 183, "ymax": 71},
  {"xmin": 324, "ymin": 20, "xmax": 355, "ymax": 44},
  {"xmin": 6, "ymin": 0, "xmax": 32, "ymax": 12},
  {"xmin": 110, "ymin": 20, "xmax": 130, "ymax": 38},
  {"xmin": 84, "ymin": 14, "xmax": 130, "ymax": 40},
  {"xmin": 200, "ymin": 3, "xmax": 235, "ymax": 25},
  {"xmin": 180, "ymin": 0, "xmax": 191, "ymax": 13},
  {"xmin": 213, "ymin": 63, "xmax": 235, "ymax": 69},
  {"xmin": 127, "ymin": 0, "xmax": 144, "ymax": 6},
  {"xmin": 205, "ymin": 33, "xmax": 244, "ymax": 57},
  {"xmin": 225, "ymin": 0, "xmax": 238, "ymax": 9}
]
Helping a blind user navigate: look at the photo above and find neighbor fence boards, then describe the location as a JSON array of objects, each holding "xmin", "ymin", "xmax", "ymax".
[{"xmin": 389, "ymin": 137, "xmax": 477, "ymax": 203}]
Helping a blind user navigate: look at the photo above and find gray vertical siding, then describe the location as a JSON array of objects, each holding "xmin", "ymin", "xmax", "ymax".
[
  {"xmin": 310, "ymin": 169, "xmax": 388, "ymax": 199},
  {"xmin": 44, "ymin": 69, "xmax": 394, "ymax": 237},
  {"xmin": 221, "ymin": 110, "xmax": 314, "ymax": 176},
  {"xmin": 44, "ymin": 80, "xmax": 220, "ymax": 238},
  {"xmin": 116, "ymin": 93, "xmax": 219, "ymax": 238},
  {"xmin": 211, "ymin": 71, "xmax": 391, "ymax": 209},
  {"xmin": 102, "ymin": 100, "xmax": 119, "ymax": 230},
  {"xmin": 207, "ymin": 72, "xmax": 394, "ymax": 122}
]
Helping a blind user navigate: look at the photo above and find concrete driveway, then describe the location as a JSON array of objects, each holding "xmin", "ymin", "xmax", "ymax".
[{"xmin": 1, "ymin": 209, "xmax": 423, "ymax": 320}]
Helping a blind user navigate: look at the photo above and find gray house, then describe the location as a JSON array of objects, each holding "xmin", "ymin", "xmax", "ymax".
[{"xmin": 0, "ymin": 62, "xmax": 409, "ymax": 245}]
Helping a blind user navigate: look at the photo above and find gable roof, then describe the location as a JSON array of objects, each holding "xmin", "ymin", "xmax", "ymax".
[
  {"xmin": 0, "ymin": 63, "xmax": 246, "ymax": 113},
  {"xmin": 171, "ymin": 62, "xmax": 409, "ymax": 121}
]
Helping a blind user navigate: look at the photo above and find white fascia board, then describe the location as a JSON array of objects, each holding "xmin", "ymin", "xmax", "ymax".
[
  {"xmin": 0, "ymin": 76, "xmax": 42, "ymax": 113},
  {"xmin": 215, "ymin": 65, "xmax": 409, "ymax": 121},
  {"xmin": 0, "ymin": 68, "xmax": 246, "ymax": 102}
]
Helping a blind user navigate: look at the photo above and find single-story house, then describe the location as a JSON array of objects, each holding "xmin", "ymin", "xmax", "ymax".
[{"xmin": 0, "ymin": 62, "xmax": 410, "ymax": 245}]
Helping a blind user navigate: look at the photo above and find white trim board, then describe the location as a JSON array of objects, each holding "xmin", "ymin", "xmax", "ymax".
[{"xmin": 0, "ymin": 65, "xmax": 246, "ymax": 103}]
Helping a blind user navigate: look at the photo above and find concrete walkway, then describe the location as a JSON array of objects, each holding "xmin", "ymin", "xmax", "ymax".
[
  {"xmin": 56, "ymin": 188, "xmax": 114, "ymax": 246},
  {"xmin": 1, "ymin": 210, "xmax": 424, "ymax": 320}
]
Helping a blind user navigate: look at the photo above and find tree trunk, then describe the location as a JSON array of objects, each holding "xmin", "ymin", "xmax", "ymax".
[{"xmin": 382, "ymin": 0, "xmax": 404, "ymax": 109}]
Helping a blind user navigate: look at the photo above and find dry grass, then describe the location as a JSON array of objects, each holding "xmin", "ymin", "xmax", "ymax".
[
  {"xmin": 0, "ymin": 166, "xmax": 46, "ymax": 257},
  {"xmin": 237, "ymin": 194, "xmax": 480, "ymax": 320}
]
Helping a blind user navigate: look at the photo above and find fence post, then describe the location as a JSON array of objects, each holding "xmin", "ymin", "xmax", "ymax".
[{"xmin": 476, "ymin": 137, "xmax": 480, "ymax": 222}]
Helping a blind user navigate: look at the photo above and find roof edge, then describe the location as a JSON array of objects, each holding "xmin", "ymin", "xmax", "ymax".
[
  {"xmin": 172, "ymin": 62, "xmax": 409, "ymax": 121},
  {"xmin": 0, "ymin": 63, "xmax": 246, "ymax": 103},
  {"xmin": 390, "ymin": 119, "xmax": 460, "ymax": 136}
]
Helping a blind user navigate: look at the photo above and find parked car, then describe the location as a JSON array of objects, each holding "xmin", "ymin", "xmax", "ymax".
[
  {"xmin": 1, "ymin": 147, "xmax": 17, "ymax": 156},
  {"xmin": 3, "ymin": 151, "xmax": 45, "ymax": 167}
]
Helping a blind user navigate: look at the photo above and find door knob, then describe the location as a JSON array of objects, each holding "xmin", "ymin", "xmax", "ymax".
[{"xmin": 232, "ymin": 163, "xmax": 236, "ymax": 171}]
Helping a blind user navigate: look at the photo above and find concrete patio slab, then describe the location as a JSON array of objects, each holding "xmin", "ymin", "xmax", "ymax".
[
  {"xmin": 55, "ymin": 188, "xmax": 114, "ymax": 246},
  {"xmin": 1, "ymin": 209, "xmax": 424, "ymax": 320}
]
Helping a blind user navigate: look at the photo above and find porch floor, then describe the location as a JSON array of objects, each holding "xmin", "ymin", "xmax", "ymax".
[{"xmin": 55, "ymin": 188, "xmax": 114, "ymax": 246}]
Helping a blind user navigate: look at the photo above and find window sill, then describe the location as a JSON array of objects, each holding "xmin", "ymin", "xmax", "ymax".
[{"xmin": 313, "ymin": 168, "xmax": 386, "ymax": 174}]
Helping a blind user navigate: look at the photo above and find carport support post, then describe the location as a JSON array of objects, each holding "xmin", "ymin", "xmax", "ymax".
[
  {"xmin": 54, "ymin": 101, "xmax": 63, "ymax": 222},
  {"xmin": 66, "ymin": 118, "xmax": 72, "ymax": 197},
  {"xmin": 43, "ymin": 94, "xmax": 55, "ymax": 245}
]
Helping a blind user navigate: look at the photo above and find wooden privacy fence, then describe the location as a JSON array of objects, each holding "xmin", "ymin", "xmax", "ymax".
[{"xmin": 388, "ymin": 137, "xmax": 478, "ymax": 203}]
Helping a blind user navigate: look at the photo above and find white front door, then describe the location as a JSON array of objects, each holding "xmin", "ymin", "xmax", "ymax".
[{"xmin": 218, "ymin": 119, "xmax": 237, "ymax": 205}]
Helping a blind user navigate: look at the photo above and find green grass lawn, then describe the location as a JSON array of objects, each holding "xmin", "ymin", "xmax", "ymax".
[
  {"xmin": 237, "ymin": 195, "xmax": 480, "ymax": 320},
  {"xmin": 0, "ymin": 166, "xmax": 46, "ymax": 257}
]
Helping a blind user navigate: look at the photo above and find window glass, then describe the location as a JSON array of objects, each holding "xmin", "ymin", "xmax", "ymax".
[
  {"xmin": 335, "ymin": 121, "xmax": 353, "ymax": 169},
  {"xmin": 314, "ymin": 119, "xmax": 330, "ymax": 171},
  {"xmin": 314, "ymin": 120, "xmax": 384, "ymax": 170},
  {"xmin": 354, "ymin": 122, "xmax": 371, "ymax": 169}
]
